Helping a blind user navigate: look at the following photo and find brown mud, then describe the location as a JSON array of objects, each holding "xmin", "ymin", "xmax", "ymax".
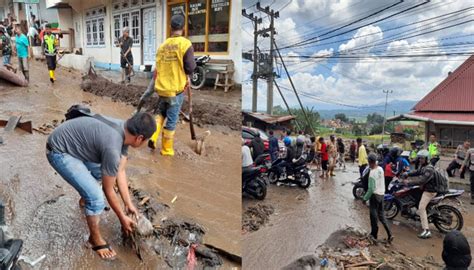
[
  {"xmin": 242, "ymin": 204, "xmax": 274, "ymax": 233},
  {"xmin": 0, "ymin": 59, "xmax": 241, "ymax": 269},
  {"xmin": 80, "ymin": 74, "xmax": 241, "ymax": 130},
  {"xmin": 243, "ymin": 163, "xmax": 474, "ymax": 269},
  {"xmin": 284, "ymin": 227, "xmax": 444, "ymax": 269}
]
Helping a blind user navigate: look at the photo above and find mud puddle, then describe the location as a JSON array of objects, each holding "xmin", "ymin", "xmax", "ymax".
[
  {"xmin": 0, "ymin": 59, "xmax": 241, "ymax": 269},
  {"xmin": 243, "ymin": 163, "xmax": 474, "ymax": 269}
]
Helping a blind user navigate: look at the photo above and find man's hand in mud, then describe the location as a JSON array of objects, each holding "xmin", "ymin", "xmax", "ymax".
[
  {"xmin": 125, "ymin": 203, "xmax": 139, "ymax": 218},
  {"xmin": 120, "ymin": 215, "xmax": 137, "ymax": 235}
]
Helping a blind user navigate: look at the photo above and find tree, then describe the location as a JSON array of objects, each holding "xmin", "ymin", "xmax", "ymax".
[
  {"xmin": 370, "ymin": 125, "xmax": 383, "ymax": 135},
  {"xmin": 366, "ymin": 113, "xmax": 384, "ymax": 125},
  {"xmin": 334, "ymin": 113, "xmax": 348, "ymax": 123},
  {"xmin": 352, "ymin": 124, "xmax": 364, "ymax": 136}
]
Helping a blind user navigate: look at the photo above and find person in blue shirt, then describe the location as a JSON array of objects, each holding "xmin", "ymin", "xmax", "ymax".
[
  {"xmin": 268, "ymin": 130, "xmax": 279, "ymax": 162},
  {"xmin": 14, "ymin": 25, "xmax": 29, "ymax": 82}
]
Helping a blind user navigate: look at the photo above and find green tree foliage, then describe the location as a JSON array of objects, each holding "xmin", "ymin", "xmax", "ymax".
[{"xmin": 334, "ymin": 113, "xmax": 348, "ymax": 123}]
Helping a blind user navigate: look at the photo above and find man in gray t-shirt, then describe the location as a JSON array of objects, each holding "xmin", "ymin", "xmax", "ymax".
[{"xmin": 46, "ymin": 112, "xmax": 156, "ymax": 260}]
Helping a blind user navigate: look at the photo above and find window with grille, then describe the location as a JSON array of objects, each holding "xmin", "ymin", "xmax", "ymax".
[
  {"xmin": 113, "ymin": 10, "xmax": 141, "ymax": 46},
  {"xmin": 85, "ymin": 6, "xmax": 106, "ymax": 47}
]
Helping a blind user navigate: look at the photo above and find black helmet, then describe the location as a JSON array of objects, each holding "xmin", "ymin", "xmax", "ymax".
[{"xmin": 389, "ymin": 146, "xmax": 402, "ymax": 157}]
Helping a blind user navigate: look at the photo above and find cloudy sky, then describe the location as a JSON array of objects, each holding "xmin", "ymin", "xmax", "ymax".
[{"xmin": 241, "ymin": 0, "xmax": 474, "ymax": 112}]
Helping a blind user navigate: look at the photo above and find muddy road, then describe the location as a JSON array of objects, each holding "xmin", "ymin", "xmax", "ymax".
[
  {"xmin": 0, "ymin": 60, "xmax": 241, "ymax": 269},
  {"xmin": 242, "ymin": 163, "xmax": 474, "ymax": 269}
]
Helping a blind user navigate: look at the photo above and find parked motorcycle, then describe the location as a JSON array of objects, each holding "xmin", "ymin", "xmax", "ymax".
[
  {"xmin": 254, "ymin": 154, "xmax": 272, "ymax": 180},
  {"xmin": 384, "ymin": 179, "xmax": 464, "ymax": 233},
  {"xmin": 0, "ymin": 229, "xmax": 23, "ymax": 270},
  {"xmin": 242, "ymin": 166, "xmax": 267, "ymax": 200},
  {"xmin": 190, "ymin": 55, "xmax": 210, "ymax": 89},
  {"xmin": 267, "ymin": 158, "xmax": 312, "ymax": 189}
]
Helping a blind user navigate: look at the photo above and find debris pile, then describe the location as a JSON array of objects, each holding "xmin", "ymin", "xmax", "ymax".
[
  {"xmin": 33, "ymin": 120, "xmax": 62, "ymax": 135},
  {"xmin": 284, "ymin": 226, "xmax": 444, "ymax": 270},
  {"xmin": 125, "ymin": 186, "xmax": 224, "ymax": 269},
  {"xmin": 242, "ymin": 204, "xmax": 275, "ymax": 233},
  {"xmin": 80, "ymin": 74, "xmax": 240, "ymax": 130}
]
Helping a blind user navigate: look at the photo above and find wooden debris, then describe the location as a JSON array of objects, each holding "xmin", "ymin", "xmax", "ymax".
[{"xmin": 138, "ymin": 196, "xmax": 150, "ymax": 206}]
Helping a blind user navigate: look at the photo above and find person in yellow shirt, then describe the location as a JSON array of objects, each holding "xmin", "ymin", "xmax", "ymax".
[
  {"xmin": 135, "ymin": 15, "xmax": 195, "ymax": 156},
  {"xmin": 357, "ymin": 137, "xmax": 368, "ymax": 177}
]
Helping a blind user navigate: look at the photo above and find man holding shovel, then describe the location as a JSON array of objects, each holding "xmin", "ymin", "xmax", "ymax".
[
  {"xmin": 116, "ymin": 27, "xmax": 134, "ymax": 84},
  {"xmin": 135, "ymin": 14, "xmax": 195, "ymax": 156}
]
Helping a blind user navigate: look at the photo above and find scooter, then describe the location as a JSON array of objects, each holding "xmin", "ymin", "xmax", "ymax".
[
  {"xmin": 190, "ymin": 55, "xmax": 210, "ymax": 89},
  {"xmin": 242, "ymin": 166, "xmax": 267, "ymax": 200},
  {"xmin": 0, "ymin": 229, "xmax": 23, "ymax": 270},
  {"xmin": 383, "ymin": 179, "xmax": 464, "ymax": 233}
]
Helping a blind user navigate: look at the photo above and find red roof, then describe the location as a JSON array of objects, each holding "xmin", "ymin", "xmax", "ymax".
[
  {"xmin": 413, "ymin": 55, "xmax": 474, "ymax": 112},
  {"xmin": 411, "ymin": 112, "xmax": 474, "ymax": 123}
]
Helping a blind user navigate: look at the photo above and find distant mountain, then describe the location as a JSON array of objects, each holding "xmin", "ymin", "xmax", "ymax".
[{"xmin": 318, "ymin": 100, "xmax": 417, "ymax": 121}]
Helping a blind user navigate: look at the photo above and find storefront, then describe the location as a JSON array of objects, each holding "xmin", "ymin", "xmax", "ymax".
[{"xmin": 36, "ymin": 0, "xmax": 241, "ymax": 83}]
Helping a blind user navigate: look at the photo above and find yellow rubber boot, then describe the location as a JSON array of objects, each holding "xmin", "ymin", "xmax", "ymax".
[
  {"xmin": 161, "ymin": 129, "xmax": 175, "ymax": 156},
  {"xmin": 148, "ymin": 115, "xmax": 165, "ymax": 150},
  {"xmin": 49, "ymin": 70, "xmax": 55, "ymax": 83}
]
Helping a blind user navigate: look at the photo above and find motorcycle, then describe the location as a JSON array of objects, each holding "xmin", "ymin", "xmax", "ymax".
[
  {"xmin": 384, "ymin": 179, "xmax": 464, "ymax": 233},
  {"xmin": 352, "ymin": 167, "xmax": 370, "ymax": 200},
  {"xmin": 254, "ymin": 154, "xmax": 272, "ymax": 180},
  {"xmin": 190, "ymin": 55, "xmax": 210, "ymax": 89},
  {"xmin": 0, "ymin": 229, "xmax": 23, "ymax": 270},
  {"xmin": 242, "ymin": 166, "xmax": 267, "ymax": 200},
  {"xmin": 267, "ymin": 157, "xmax": 312, "ymax": 189}
]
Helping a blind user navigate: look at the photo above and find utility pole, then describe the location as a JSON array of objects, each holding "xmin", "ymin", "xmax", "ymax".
[
  {"xmin": 274, "ymin": 40, "xmax": 315, "ymax": 135},
  {"xmin": 381, "ymin": 90, "xmax": 393, "ymax": 145},
  {"xmin": 242, "ymin": 9, "xmax": 262, "ymax": 112},
  {"xmin": 256, "ymin": 2, "xmax": 279, "ymax": 115}
]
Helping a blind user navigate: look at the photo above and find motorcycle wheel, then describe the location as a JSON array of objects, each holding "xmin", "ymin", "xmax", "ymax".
[
  {"xmin": 298, "ymin": 173, "xmax": 311, "ymax": 188},
  {"xmin": 268, "ymin": 171, "xmax": 279, "ymax": 184},
  {"xmin": 190, "ymin": 66, "xmax": 206, "ymax": 89},
  {"xmin": 384, "ymin": 201, "xmax": 399, "ymax": 220},
  {"xmin": 252, "ymin": 178, "xmax": 267, "ymax": 200},
  {"xmin": 433, "ymin": 204, "xmax": 464, "ymax": 233},
  {"xmin": 352, "ymin": 183, "xmax": 365, "ymax": 200}
]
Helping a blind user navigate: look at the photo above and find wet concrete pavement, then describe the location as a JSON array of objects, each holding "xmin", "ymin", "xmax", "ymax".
[
  {"xmin": 242, "ymin": 163, "xmax": 474, "ymax": 269},
  {"xmin": 0, "ymin": 60, "xmax": 241, "ymax": 269}
]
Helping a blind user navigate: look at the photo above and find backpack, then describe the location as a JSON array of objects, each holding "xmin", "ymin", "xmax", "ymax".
[
  {"xmin": 65, "ymin": 104, "xmax": 124, "ymax": 139},
  {"xmin": 428, "ymin": 165, "xmax": 449, "ymax": 194}
]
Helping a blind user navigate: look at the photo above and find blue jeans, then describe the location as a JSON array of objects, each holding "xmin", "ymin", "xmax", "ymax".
[
  {"xmin": 46, "ymin": 150, "xmax": 105, "ymax": 216},
  {"xmin": 3, "ymin": 55, "xmax": 11, "ymax": 65},
  {"xmin": 157, "ymin": 92, "xmax": 185, "ymax": 131}
]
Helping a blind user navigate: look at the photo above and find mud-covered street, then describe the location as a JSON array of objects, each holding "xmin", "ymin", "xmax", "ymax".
[
  {"xmin": 0, "ymin": 60, "xmax": 241, "ymax": 269},
  {"xmin": 242, "ymin": 163, "xmax": 474, "ymax": 269}
]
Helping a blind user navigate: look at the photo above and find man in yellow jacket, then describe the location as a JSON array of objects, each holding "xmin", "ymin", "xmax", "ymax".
[
  {"xmin": 144, "ymin": 14, "xmax": 195, "ymax": 156},
  {"xmin": 42, "ymin": 24, "xmax": 58, "ymax": 83}
]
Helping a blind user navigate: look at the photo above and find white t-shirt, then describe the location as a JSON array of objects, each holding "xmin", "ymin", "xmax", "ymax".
[
  {"xmin": 242, "ymin": 145, "xmax": 253, "ymax": 167},
  {"xmin": 369, "ymin": 166, "xmax": 385, "ymax": 196}
]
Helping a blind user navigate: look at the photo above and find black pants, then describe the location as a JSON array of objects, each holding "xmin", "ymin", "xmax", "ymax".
[
  {"xmin": 369, "ymin": 194, "xmax": 392, "ymax": 239},
  {"xmin": 359, "ymin": 164, "xmax": 367, "ymax": 178},
  {"xmin": 430, "ymin": 157, "xmax": 440, "ymax": 166},
  {"xmin": 384, "ymin": 176, "xmax": 393, "ymax": 193},
  {"xmin": 446, "ymin": 160, "xmax": 465, "ymax": 178},
  {"xmin": 46, "ymin": 55, "xmax": 56, "ymax": 70}
]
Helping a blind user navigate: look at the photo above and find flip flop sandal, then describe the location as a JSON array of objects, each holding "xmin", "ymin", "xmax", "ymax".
[{"xmin": 85, "ymin": 242, "xmax": 117, "ymax": 261}]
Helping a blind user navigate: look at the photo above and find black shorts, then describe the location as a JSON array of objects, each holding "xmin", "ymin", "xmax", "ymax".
[
  {"xmin": 321, "ymin": 160, "xmax": 328, "ymax": 171},
  {"xmin": 120, "ymin": 54, "xmax": 133, "ymax": 68},
  {"xmin": 46, "ymin": 55, "xmax": 56, "ymax": 70}
]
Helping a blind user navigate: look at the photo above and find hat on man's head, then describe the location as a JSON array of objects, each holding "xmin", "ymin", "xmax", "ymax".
[{"xmin": 171, "ymin": 14, "xmax": 185, "ymax": 30}]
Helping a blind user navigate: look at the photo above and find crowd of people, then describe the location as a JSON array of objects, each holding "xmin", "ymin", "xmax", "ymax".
[{"xmin": 0, "ymin": 13, "xmax": 62, "ymax": 84}]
